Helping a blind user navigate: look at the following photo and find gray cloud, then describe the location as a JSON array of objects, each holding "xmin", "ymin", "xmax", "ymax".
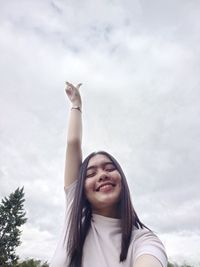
[{"xmin": 1, "ymin": 0, "xmax": 200, "ymax": 265}]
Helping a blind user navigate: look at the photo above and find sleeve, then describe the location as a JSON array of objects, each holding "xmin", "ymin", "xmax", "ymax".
[
  {"xmin": 49, "ymin": 181, "xmax": 77, "ymax": 267},
  {"xmin": 64, "ymin": 180, "xmax": 77, "ymax": 219},
  {"xmin": 133, "ymin": 228, "xmax": 168, "ymax": 267}
]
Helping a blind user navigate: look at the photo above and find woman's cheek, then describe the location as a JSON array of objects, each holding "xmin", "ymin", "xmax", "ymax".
[{"xmin": 85, "ymin": 179, "xmax": 94, "ymax": 192}]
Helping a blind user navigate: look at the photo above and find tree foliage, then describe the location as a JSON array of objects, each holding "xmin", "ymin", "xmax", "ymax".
[
  {"xmin": 15, "ymin": 259, "xmax": 49, "ymax": 267},
  {"xmin": 0, "ymin": 187, "xmax": 27, "ymax": 266},
  {"xmin": 167, "ymin": 262, "xmax": 193, "ymax": 267}
]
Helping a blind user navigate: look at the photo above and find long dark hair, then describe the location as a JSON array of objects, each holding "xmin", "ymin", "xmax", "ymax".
[{"xmin": 66, "ymin": 151, "xmax": 148, "ymax": 267}]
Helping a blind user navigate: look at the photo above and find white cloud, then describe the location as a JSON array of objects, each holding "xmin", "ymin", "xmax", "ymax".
[
  {"xmin": 1, "ymin": 0, "xmax": 200, "ymax": 265},
  {"xmin": 160, "ymin": 231, "xmax": 200, "ymax": 266},
  {"xmin": 16, "ymin": 223, "xmax": 56, "ymax": 261}
]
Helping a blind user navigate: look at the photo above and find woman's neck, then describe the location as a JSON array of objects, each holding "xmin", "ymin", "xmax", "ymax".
[{"xmin": 92, "ymin": 205, "xmax": 120, "ymax": 218}]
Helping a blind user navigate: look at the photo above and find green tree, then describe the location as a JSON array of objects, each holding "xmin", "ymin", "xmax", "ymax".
[
  {"xmin": 0, "ymin": 187, "xmax": 27, "ymax": 266},
  {"xmin": 168, "ymin": 262, "xmax": 180, "ymax": 267},
  {"xmin": 167, "ymin": 262, "xmax": 194, "ymax": 267},
  {"xmin": 16, "ymin": 259, "xmax": 49, "ymax": 267}
]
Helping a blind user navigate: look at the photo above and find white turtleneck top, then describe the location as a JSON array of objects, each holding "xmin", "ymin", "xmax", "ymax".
[{"xmin": 50, "ymin": 181, "xmax": 167, "ymax": 267}]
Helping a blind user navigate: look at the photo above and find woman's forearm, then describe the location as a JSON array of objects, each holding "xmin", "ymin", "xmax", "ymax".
[{"xmin": 67, "ymin": 107, "xmax": 82, "ymax": 144}]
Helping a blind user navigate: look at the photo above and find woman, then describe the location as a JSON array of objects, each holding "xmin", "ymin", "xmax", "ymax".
[{"xmin": 50, "ymin": 82, "xmax": 167, "ymax": 267}]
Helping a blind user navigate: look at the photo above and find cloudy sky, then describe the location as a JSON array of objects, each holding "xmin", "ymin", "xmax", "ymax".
[{"xmin": 0, "ymin": 0, "xmax": 200, "ymax": 265}]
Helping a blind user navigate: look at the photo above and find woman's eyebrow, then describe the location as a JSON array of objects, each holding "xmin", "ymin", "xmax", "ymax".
[
  {"xmin": 86, "ymin": 165, "xmax": 97, "ymax": 171},
  {"xmin": 104, "ymin": 162, "xmax": 114, "ymax": 166}
]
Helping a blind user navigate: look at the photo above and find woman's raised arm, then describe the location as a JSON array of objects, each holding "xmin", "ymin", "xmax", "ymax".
[{"xmin": 64, "ymin": 82, "xmax": 83, "ymax": 188}]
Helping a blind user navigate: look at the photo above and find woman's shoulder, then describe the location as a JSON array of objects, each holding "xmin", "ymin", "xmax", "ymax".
[
  {"xmin": 132, "ymin": 226, "xmax": 162, "ymax": 243},
  {"xmin": 132, "ymin": 226, "xmax": 167, "ymax": 254},
  {"xmin": 131, "ymin": 226, "xmax": 168, "ymax": 266},
  {"xmin": 133, "ymin": 226, "xmax": 154, "ymax": 237}
]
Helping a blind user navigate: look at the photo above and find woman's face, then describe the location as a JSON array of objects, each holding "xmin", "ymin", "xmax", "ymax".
[{"xmin": 84, "ymin": 154, "xmax": 122, "ymax": 217}]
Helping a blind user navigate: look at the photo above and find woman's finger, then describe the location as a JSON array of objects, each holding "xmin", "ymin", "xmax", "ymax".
[
  {"xmin": 76, "ymin": 83, "xmax": 82, "ymax": 90},
  {"xmin": 65, "ymin": 81, "xmax": 72, "ymax": 86}
]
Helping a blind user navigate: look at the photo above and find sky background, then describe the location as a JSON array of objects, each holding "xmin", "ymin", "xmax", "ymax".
[{"xmin": 0, "ymin": 0, "xmax": 200, "ymax": 265}]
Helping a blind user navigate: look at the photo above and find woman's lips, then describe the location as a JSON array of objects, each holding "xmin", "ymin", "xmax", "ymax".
[
  {"xmin": 99, "ymin": 184, "xmax": 113, "ymax": 192},
  {"xmin": 97, "ymin": 183, "xmax": 115, "ymax": 192}
]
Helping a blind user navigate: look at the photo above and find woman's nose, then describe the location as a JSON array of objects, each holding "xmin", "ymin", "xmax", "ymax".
[{"xmin": 98, "ymin": 172, "xmax": 109, "ymax": 182}]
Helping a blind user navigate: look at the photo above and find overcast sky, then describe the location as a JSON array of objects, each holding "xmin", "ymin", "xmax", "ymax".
[{"xmin": 0, "ymin": 0, "xmax": 200, "ymax": 266}]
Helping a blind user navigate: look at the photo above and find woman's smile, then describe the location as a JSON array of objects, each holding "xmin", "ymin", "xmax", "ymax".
[{"xmin": 96, "ymin": 182, "xmax": 115, "ymax": 192}]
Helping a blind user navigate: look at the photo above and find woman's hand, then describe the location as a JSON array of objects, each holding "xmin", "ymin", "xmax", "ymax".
[{"xmin": 65, "ymin": 81, "xmax": 82, "ymax": 107}]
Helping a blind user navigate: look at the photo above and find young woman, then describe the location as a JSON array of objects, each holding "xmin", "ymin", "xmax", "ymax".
[{"xmin": 50, "ymin": 82, "xmax": 168, "ymax": 267}]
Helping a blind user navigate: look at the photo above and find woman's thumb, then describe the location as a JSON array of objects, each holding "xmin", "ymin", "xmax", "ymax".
[{"xmin": 77, "ymin": 83, "xmax": 82, "ymax": 89}]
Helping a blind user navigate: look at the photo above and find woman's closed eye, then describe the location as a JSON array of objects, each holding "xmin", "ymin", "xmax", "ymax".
[
  {"xmin": 86, "ymin": 171, "xmax": 96, "ymax": 178},
  {"xmin": 105, "ymin": 164, "xmax": 116, "ymax": 172},
  {"xmin": 106, "ymin": 169, "xmax": 115, "ymax": 173}
]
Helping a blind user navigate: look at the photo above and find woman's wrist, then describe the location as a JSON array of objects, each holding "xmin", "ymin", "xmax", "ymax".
[
  {"xmin": 72, "ymin": 100, "xmax": 81, "ymax": 107},
  {"xmin": 72, "ymin": 102, "xmax": 82, "ymax": 108},
  {"xmin": 71, "ymin": 106, "xmax": 82, "ymax": 113}
]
